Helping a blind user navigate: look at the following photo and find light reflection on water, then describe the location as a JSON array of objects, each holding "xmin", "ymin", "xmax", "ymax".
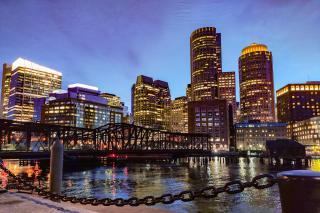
[{"xmin": 2, "ymin": 158, "xmax": 320, "ymax": 213}]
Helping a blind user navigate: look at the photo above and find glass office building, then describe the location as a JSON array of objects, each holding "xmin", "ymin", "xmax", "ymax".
[
  {"xmin": 131, "ymin": 75, "xmax": 171, "ymax": 130},
  {"xmin": 170, "ymin": 96, "xmax": 188, "ymax": 133},
  {"xmin": 34, "ymin": 84, "xmax": 123, "ymax": 129},
  {"xmin": 218, "ymin": 71, "xmax": 236, "ymax": 123},
  {"xmin": 7, "ymin": 58, "xmax": 62, "ymax": 121}
]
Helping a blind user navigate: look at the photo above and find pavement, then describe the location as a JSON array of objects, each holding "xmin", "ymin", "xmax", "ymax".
[{"xmin": 0, "ymin": 191, "xmax": 175, "ymax": 213}]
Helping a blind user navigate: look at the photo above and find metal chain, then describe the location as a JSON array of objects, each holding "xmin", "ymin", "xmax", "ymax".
[{"xmin": 0, "ymin": 162, "xmax": 277, "ymax": 207}]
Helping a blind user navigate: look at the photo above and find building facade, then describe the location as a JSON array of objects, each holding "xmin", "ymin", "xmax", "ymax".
[
  {"xmin": 291, "ymin": 116, "xmax": 320, "ymax": 156},
  {"xmin": 277, "ymin": 82, "xmax": 320, "ymax": 122},
  {"xmin": 7, "ymin": 58, "xmax": 62, "ymax": 121},
  {"xmin": 1, "ymin": 64, "xmax": 12, "ymax": 118},
  {"xmin": 190, "ymin": 27, "xmax": 221, "ymax": 101},
  {"xmin": 277, "ymin": 82, "xmax": 320, "ymax": 138},
  {"xmin": 131, "ymin": 75, "xmax": 171, "ymax": 130},
  {"xmin": 170, "ymin": 96, "xmax": 188, "ymax": 133},
  {"xmin": 100, "ymin": 93, "xmax": 121, "ymax": 107},
  {"xmin": 239, "ymin": 43, "xmax": 275, "ymax": 122},
  {"xmin": 218, "ymin": 71, "xmax": 236, "ymax": 123},
  {"xmin": 34, "ymin": 84, "xmax": 123, "ymax": 129},
  {"xmin": 236, "ymin": 121, "xmax": 287, "ymax": 151},
  {"xmin": 291, "ymin": 116, "xmax": 320, "ymax": 146},
  {"xmin": 188, "ymin": 99, "xmax": 229, "ymax": 150}
]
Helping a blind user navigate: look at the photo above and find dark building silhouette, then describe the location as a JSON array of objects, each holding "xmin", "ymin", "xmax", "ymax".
[
  {"xmin": 239, "ymin": 43, "xmax": 275, "ymax": 122},
  {"xmin": 266, "ymin": 139, "xmax": 306, "ymax": 159}
]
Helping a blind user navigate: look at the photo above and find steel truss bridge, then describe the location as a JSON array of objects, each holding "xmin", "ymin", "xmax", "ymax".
[{"xmin": 0, "ymin": 119, "xmax": 211, "ymax": 158}]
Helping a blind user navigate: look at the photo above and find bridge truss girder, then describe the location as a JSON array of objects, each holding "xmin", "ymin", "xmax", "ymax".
[{"xmin": 0, "ymin": 119, "xmax": 211, "ymax": 152}]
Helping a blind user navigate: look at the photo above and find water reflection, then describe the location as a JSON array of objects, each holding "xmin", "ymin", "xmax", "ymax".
[
  {"xmin": 311, "ymin": 159, "xmax": 320, "ymax": 172},
  {"xmin": 1, "ymin": 157, "xmax": 316, "ymax": 212}
]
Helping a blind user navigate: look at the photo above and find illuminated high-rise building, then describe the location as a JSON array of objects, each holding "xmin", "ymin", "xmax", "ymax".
[
  {"xmin": 188, "ymin": 27, "xmax": 229, "ymax": 150},
  {"xmin": 170, "ymin": 96, "xmax": 188, "ymax": 133},
  {"xmin": 276, "ymin": 82, "xmax": 320, "ymax": 137},
  {"xmin": 218, "ymin": 71, "xmax": 236, "ymax": 123},
  {"xmin": 1, "ymin": 64, "xmax": 12, "ymax": 118},
  {"xmin": 239, "ymin": 43, "xmax": 275, "ymax": 122},
  {"xmin": 100, "ymin": 93, "xmax": 122, "ymax": 107},
  {"xmin": 190, "ymin": 27, "xmax": 221, "ymax": 101},
  {"xmin": 188, "ymin": 27, "xmax": 230, "ymax": 149},
  {"xmin": 34, "ymin": 84, "xmax": 123, "ymax": 128},
  {"xmin": 131, "ymin": 75, "xmax": 171, "ymax": 130},
  {"xmin": 7, "ymin": 58, "xmax": 62, "ymax": 121}
]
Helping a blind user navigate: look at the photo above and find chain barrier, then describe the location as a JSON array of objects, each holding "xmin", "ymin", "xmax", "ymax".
[{"xmin": 0, "ymin": 162, "xmax": 278, "ymax": 207}]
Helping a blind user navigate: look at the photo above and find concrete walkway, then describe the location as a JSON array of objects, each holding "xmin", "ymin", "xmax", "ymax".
[{"xmin": 0, "ymin": 191, "xmax": 175, "ymax": 213}]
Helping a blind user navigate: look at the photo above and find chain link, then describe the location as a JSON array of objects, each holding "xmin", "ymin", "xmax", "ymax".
[{"xmin": 0, "ymin": 162, "xmax": 277, "ymax": 207}]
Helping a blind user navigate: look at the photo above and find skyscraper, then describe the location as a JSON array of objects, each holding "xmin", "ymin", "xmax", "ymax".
[
  {"xmin": 218, "ymin": 71, "xmax": 236, "ymax": 123},
  {"xmin": 188, "ymin": 27, "xmax": 229, "ymax": 150},
  {"xmin": 190, "ymin": 27, "xmax": 222, "ymax": 101},
  {"xmin": 131, "ymin": 75, "xmax": 171, "ymax": 130},
  {"xmin": 239, "ymin": 43, "xmax": 275, "ymax": 122},
  {"xmin": 7, "ymin": 58, "xmax": 62, "ymax": 121},
  {"xmin": 0, "ymin": 64, "xmax": 12, "ymax": 118},
  {"xmin": 170, "ymin": 96, "xmax": 188, "ymax": 133}
]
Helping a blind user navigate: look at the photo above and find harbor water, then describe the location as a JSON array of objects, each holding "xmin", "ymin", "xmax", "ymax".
[{"xmin": 2, "ymin": 157, "xmax": 320, "ymax": 213}]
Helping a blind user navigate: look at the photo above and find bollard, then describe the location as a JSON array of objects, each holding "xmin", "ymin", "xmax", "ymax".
[
  {"xmin": 49, "ymin": 139, "xmax": 64, "ymax": 194},
  {"xmin": 277, "ymin": 170, "xmax": 320, "ymax": 213}
]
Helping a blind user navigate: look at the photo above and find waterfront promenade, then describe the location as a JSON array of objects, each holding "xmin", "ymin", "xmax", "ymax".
[{"xmin": 0, "ymin": 192, "xmax": 173, "ymax": 213}]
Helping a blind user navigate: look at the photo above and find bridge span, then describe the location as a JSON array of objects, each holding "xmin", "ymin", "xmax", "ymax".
[{"xmin": 0, "ymin": 119, "xmax": 211, "ymax": 159}]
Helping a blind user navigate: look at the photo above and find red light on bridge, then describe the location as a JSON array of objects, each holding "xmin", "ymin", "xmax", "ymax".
[{"xmin": 109, "ymin": 153, "xmax": 117, "ymax": 158}]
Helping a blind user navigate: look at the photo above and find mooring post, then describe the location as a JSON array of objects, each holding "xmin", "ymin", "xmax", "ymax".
[
  {"xmin": 49, "ymin": 139, "xmax": 64, "ymax": 194},
  {"xmin": 277, "ymin": 170, "xmax": 320, "ymax": 213}
]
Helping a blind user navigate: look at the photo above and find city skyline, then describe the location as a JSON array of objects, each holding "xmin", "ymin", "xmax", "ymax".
[
  {"xmin": 0, "ymin": 1, "xmax": 320, "ymax": 110},
  {"xmin": 0, "ymin": 2, "xmax": 320, "ymax": 212}
]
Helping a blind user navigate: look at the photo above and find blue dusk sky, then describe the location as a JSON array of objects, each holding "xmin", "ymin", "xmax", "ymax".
[{"xmin": 0, "ymin": 0, "xmax": 319, "ymax": 109}]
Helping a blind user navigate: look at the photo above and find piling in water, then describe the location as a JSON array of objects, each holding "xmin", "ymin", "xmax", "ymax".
[{"xmin": 49, "ymin": 139, "xmax": 64, "ymax": 195}]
